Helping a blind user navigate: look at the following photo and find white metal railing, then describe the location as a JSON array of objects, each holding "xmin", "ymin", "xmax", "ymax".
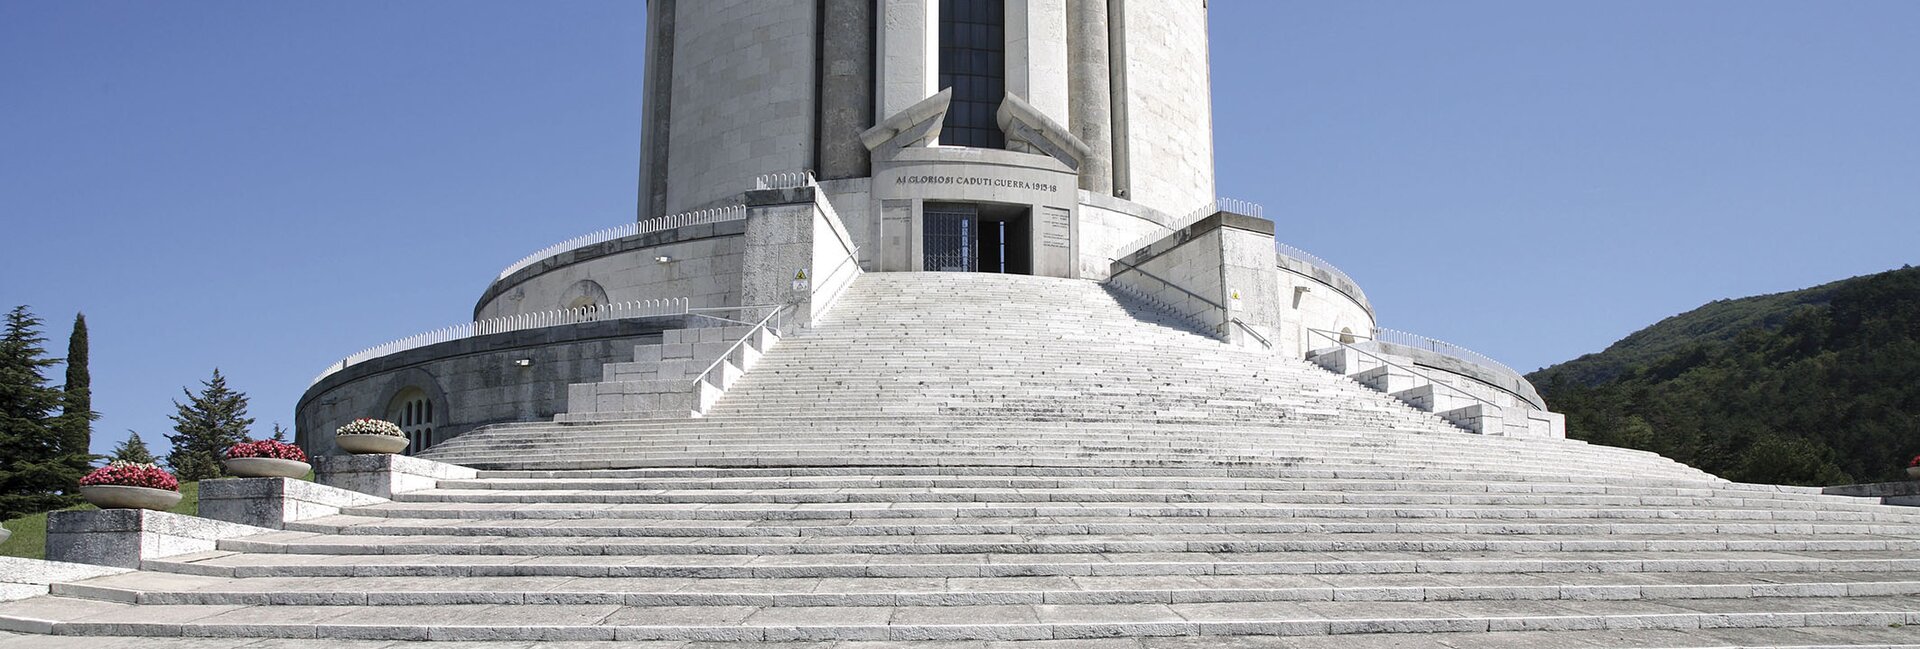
[
  {"xmin": 689, "ymin": 303, "xmax": 792, "ymax": 395},
  {"xmin": 754, "ymin": 171, "xmax": 814, "ymax": 190},
  {"xmin": 1114, "ymin": 197, "xmax": 1264, "ymax": 260},
  {"xmin": 309, "ymin": 298, "xmax": 688, "ymax": 387},
  {"xmin": 1274, "ymin": 241, "xmax": 1359, "ymax": 292},
  {"xmin": 1308, "ymin": 327, "xmax": 1503, "ymax": 412},
  {"xmin": 494, "ymin": 205, "xmax": 746, "ymax": 282},
  {"xmin": 1369, "ymin": 327, "xmax": 1525, "ymax": 381}
]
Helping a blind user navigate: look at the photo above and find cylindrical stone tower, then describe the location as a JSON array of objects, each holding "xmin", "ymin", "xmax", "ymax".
[{"xmin": 637, "ymin": 0, "xmax": 1216, "ymax": 279}]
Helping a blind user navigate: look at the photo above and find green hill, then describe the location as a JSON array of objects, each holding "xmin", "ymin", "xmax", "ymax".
[
  {"xmin": 1537, "ymin": 281, "xmax": 1845, "ymax": 387},
  {"xmin": 1529, "ymin": 265, "xmax": 1920, "ymax": 486}
]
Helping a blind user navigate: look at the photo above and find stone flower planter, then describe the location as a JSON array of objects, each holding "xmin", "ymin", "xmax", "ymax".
[
  {"xmin": 80, "ymin": 484, "xmax": 182, "ymax": 511},
  {"xmin": 336, "ymin": 434, "xmax": 409, "ymax": 455},
  {"xmin": 0, "ymin": 524, "xmax": 10, "ymax": 546},
  {"xmin": 223, "ymin": 457, "xmax": 312, "ymax": 479},
  {"xmin": 1908, "ymin": 466, "xmax": 1920, "ymax": 480}
]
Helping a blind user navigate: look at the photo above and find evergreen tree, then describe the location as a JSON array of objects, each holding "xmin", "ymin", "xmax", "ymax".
[
  {"xmin": 269, "ymin": 422, "xmax": 289, "ymax": 442},
  {"xmin": 112, "ymin": 430, "xmax": 157, "ymax": 465},
  {"xmin": 0, "ymin": 306, "xmax": 70, "ymax": 519},
  {"xmin": 57, "ymin": 313, "xmax": 98, "ymax": 478},
  {"xmin": 165, "ymin": 368, "xmax": 254, "ymax": 481}
]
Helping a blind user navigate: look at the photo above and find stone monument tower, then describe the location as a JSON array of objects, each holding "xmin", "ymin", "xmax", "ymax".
[
  {"xmin": 299, "ymin": 0, "xmax": 1562, "ymax": 460},
  {"xmin": 636, "ymin": 0, "xmax": 1214, "ymax": 279}
]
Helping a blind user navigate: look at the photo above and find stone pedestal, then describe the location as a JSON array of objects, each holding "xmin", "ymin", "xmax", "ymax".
[
  {"xmin": 199, "ymin": 477, "xmax": 388, "ymax": 529},
  {"xmin": 46, "ymin": 509, "xmax": 271, "ymax": 569},
  {"xmin": 314, "ymin": 453, "xmax": 476, "ymax": 499}
]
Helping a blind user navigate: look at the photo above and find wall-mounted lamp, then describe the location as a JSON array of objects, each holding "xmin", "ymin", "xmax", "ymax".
[
  {"xmin": 1294, "ymin": 286, "xmax": 1312, "ymax": 294},
  {"xmin": 655, "ymin": 256, "xmax": 673, "ymax": 263},
  {"xmin": 513, "ymin": 359, "xmax": 533, "ymax": 367}
]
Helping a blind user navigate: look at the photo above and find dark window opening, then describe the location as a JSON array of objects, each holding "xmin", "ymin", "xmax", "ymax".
[
  {"xmin": 924, "ymin": 202, "xmax": 1030, "ymax": 274},
  {"xmin": 938, "ymin": 0, "xmax": 1005, "ymax": 149}
]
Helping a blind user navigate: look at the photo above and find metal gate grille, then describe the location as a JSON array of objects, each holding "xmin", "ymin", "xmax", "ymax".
[{"xmin": 923, "ymin": 204, "xmax": 976, "ymax": 272}]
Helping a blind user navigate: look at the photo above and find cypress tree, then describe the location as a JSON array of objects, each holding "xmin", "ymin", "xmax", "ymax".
[
  {"xmin": 58, "ymin": 313, "xmax": 98, "ymax": 477},
  {"xmin": 112, "ymin": 430, "xmax": 158, "ymax": 465},
  {"xmin": 165, "ymin": 369, "xmax": 254, "ymax": 482},
  {"xmin": 0, "ymin": 306, "xmax": 69, "ymax": 519}
]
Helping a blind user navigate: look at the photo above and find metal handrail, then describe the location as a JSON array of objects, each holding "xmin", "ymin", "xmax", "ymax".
[
  {"xmin": 1369, "ymin": 327, "xmax": 1524, "ymax": 380},
  {"xmin": 1230, "ymin": 318, "xmax": 1272, "ymax": 349},
  {"xmin": 689, "ymin": 303, "xmax": 792, "ymax": 391},
  {"xmin": 1307, "ymin": 327, "xmax": 1502, "ymax": 412},
  {"xmin": 311, "ymin": 298, "xmax": 689, "ymax": 387},
  {"xmin": 1113, "ymin": 197, "xmax": 1264, "ymax": 260},
  {"xmin": 1108, "ymin": 257, "xmax": 1226, "ymax": 312},
  {"xmin": 494, "ymin": 205, "xmax": 746, "ymax": 282}
]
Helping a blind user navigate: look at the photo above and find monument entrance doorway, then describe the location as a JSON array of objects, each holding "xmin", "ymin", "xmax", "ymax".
[{"xmin": 923, "ymin": 202, "xmax": 1031, "ymax": 274}]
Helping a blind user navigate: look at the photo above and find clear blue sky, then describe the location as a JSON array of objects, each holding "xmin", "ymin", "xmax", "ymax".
[{"xmin": 3, "ymin": 1, "xmax": 1916, "ymax": 457}]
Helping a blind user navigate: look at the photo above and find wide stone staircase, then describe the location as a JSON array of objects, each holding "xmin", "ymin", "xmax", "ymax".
[
  {"xmin": 5, "ymin": 272, "xmax": 1920, "ymax": 647},
  {"xmin": 419, "ymin": 273, "xmax": 1711, "ymax": 482}
]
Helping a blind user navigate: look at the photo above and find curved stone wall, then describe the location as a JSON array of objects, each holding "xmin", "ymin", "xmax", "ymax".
[
  {"xmin": 1075, "ymin": 190, "xmax": 1175, "ymax": 280},
  {"xmin": 295, "ymin": 318, "xmax": 684, "ymax": 458},
  {"xmin": 1366, "ymin": 340, "xmax": 1548, "ymax": 411},
  {"xmin": 1275, "ymin": 258, "xmax": 1378, "ymax": 360},
  {"xmin": 475, "ymin": 221, "xmax": 747, "ymax": 320}
]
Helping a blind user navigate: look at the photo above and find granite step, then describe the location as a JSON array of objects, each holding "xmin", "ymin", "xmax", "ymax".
[
  {"xmin": 145, "ymin": 548, "xmax": 1920, "ymax": 579},
  {"xmin": 208, "ymin": 532, "xmax": 1920, "ymax": 557},
  {"xmin": 49, "ymin": 571, "xmax": 1920, "ymax": 608},
  {"xmin": 3, "ymin": 594, "xmax": 1917, "ymax": 642}
]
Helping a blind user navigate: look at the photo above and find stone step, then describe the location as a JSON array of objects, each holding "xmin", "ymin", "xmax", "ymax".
[
  {"xmin": 210, "ymin": 532, "xmax": 1920, "ymax": 557},
  {"xmin": 418, "ymin": 453, "xmax": 1712, "ymax": 479},
  {"xmin": 147, "ymin": 548, "xmax": 1920, "ymax": 579},
  {"xmin": 50, "ymin": 570, "xmax": 1920, "ymax": 608},
  {"xmin": 289, "ymin": 515, "xmax": 1920, "ymax": 539},
  {"xmin": 408, "ymin": 487, "xmax": 1873, "ymax": 510},
  {"xmin": 8, "ymin": 627, "xmax": 1920, "ymax": 649},
  {"xmin": 3, "ymin": 594, "xmax": 1917, "ymax": 642},
  {"xmin": 428, "ymin": 460, "xmax": 1694, "ymax": 483}
]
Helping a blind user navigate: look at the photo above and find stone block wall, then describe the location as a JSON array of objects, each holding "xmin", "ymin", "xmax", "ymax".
[
  {"xmin": 1107, "ymin": 212, "xmax": 1279, "ymax": 346},
  {"xmin": 1114, "ymin": 0, "xmax": 1214, "ymax": 217},
  {"xmin": 663, "ymin": 0, "xmax": 818, "ymax": 215},
  {"xmin": 1075, "ymin": 191, "xmax": 1175, "ymax": 280}
]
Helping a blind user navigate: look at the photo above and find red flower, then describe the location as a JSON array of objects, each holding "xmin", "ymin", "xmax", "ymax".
[
  {"xmin": 1909, "ymin": 455, "xmax": 1920, "ymax": 468},
  {"xmin": 225, "ymin": 439, "xmax": 309, "ymax": 462},
  {"xmin": 80, "ymin": 461, "xmax": 180, "ymax": 491}
]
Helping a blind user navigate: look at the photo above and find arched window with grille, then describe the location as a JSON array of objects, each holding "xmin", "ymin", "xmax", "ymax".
[{"xmin": 385, "ymin": 387, "xmax": 436, "ymax": 455}]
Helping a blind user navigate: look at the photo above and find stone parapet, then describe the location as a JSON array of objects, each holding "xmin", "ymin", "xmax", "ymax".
[
  {"xmin": 1825, "ymin": 480, "xmax": 1920, "ymax": 506},
  {"xmin": 314, "ymin": 453, "xmax": 476, "ymax": 499},
  {"xmin": 45, "ymin": 509, "xmax": 272, "ymax": 569},
  {"xmin": 198, "ymin": 477, "xmax": 388, "ymax": 529}
]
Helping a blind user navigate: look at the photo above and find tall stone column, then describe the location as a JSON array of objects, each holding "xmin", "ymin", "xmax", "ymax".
[{"xmin": 1067, "ymin": 0, "xmax": 1114, "ymax": 194}]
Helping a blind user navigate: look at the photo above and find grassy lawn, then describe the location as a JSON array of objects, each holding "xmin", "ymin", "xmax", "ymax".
[{"xmin": 0, "ymin": 481, "xmax": 201, "ymax": 561}]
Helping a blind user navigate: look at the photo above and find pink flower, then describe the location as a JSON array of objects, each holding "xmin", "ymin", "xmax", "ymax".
[
  {"xmin": 80, "ymin": 461, "xmax": 180, "ymax": 491},
  {"xmin": 225, "ymin": 439, "xmax": 309, "ymax": 462}
]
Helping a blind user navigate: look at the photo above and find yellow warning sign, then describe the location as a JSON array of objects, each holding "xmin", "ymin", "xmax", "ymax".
[{"xmin": 795, "ymin": 269, "xmax": 809, "ymax": 280}]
